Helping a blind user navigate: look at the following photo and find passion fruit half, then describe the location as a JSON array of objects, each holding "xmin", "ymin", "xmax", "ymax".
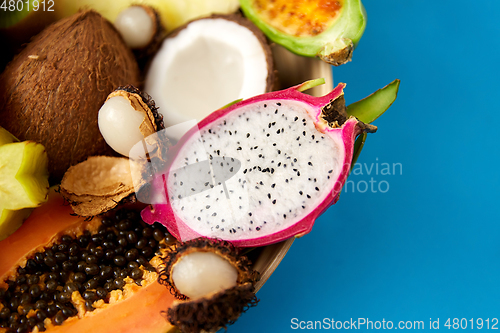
[{"xmin": 240, "ymin": 0, "xmax": 367, "ymax": 65}]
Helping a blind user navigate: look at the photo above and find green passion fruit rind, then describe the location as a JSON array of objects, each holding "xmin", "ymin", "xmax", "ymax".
[{"xmin": 240, "ymin": 0, "xmax": 367, "ymax": 65}]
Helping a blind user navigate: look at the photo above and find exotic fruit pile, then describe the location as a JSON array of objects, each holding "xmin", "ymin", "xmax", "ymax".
[{"xmin": 0, "ymin": 0, "xmax": 400, "ymax": 332}]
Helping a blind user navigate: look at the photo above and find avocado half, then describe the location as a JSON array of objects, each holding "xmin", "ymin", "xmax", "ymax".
[{"xmin": 240, "ymin": 0, "xmax": 367, "ymax": 66}]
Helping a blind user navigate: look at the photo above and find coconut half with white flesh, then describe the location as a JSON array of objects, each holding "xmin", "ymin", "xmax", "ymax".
[{"xmin": 144, "ymin": 14, "xmax": 275, "ymax": 140}]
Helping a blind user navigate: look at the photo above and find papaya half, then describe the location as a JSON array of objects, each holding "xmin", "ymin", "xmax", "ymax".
[{"xmin": 0, "ymin": 189, "xmax": 176, "ymax": 333}]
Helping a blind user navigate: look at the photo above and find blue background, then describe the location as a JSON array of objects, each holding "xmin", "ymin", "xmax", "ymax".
[{"xmin": 232, "ymin": 0, "xmax": 500, "ymax": 332}]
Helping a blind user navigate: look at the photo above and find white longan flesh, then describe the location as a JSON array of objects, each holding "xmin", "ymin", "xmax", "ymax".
[
  {"xmin": 98, "ymin": 96, "xmax": 146, "ymax": 157},
  {"xmin": 114, "ymin": 6, "xmax": 154, "ymax": 49},
  {"xmin": 172, "ymin": 251, "xmax": 238, "ymax": 299}
]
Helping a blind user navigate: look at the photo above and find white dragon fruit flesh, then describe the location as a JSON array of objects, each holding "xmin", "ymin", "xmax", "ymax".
[{"xmin": 140, "ymin": 81, "xmax": 376, "ymax": 247}]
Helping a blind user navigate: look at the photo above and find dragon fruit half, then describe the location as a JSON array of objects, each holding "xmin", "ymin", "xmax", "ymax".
[{"xmin": 140, "ymin": 80, "xmax": 376, "ymax": 247}]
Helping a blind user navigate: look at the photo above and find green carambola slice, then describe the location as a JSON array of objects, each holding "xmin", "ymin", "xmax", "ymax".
[
  {"xmin": 0, "ymin": 141, "xmax": 49, "ymax": 210},
  {"xmin": 0, "ymin": 135, "xmax": 49, "ymax": 240},
  {"xmin": 0, "ymin": 126, "xmax": 18, "ymax": 145}
]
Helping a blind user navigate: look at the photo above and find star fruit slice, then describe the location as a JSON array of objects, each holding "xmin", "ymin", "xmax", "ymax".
[{"xmin": 0, "ymin": 128, "xmax": 49, "ymax": 240}]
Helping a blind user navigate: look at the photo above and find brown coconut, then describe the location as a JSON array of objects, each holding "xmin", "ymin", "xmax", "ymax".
[{"xmin": 0, "ymin": 10, "xmax": 140, "ymax": 183}]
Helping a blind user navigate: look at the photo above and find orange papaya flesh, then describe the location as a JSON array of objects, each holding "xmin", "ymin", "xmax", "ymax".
[
  {"xmin": 39, "ymin": 278, "xmax": 175, "ymax": 333},
  {"xmin": 0, "ymin": 189, "xmax": 176, "ymax": 333},
  {"xmin": 0, "ymin": 189, "xmax": 97, "ymax": 284}
]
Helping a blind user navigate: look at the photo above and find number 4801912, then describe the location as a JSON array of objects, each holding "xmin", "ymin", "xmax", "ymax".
[
  {"xmin": 0, "ymin": 0, "xmax": 55, "ymax": 12},
  {"xmin": 445, "ymin": 318, "xmax": 498, "ymax": 329}
]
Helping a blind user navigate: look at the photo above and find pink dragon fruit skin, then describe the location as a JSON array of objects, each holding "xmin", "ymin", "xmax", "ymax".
[{"xmin": 141, "ymin": 82, "xmax": 367, "ymax": 247}]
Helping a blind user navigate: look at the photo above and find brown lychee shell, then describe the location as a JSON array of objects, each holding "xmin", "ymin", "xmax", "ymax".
[
  {"xmin": 158, "ymin": 238, "xmax": 260, "ymax": 333},
  {"xmin": 115, "ymin": 84, "xmax": 165, "ymax": 132},
  {"xmin": 109, "ymin": 85, "xmax": 171, "ymax": 207},
  {"xmin": 60, "ymin": 156, "xmax": 139, "ymax": 217},
  {"xmin": 129, "ymin": 5, "xmax": 166, "ymax": 72},
  {"xmin": 158, "ymin": 238, "xmax": 259, "ymax": 300},
  {"xmin": 0, "ymin": 10, "xmax": 140, "ymax": 183},
  {"xmin": 59, "ymin": 84, "xmax": 168, "ymax": 217},
  {"xmin": 166, "ymin": 282, "xmax": 258, "ymax": 333}
]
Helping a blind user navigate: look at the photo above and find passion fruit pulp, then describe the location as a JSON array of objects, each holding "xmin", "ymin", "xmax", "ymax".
[{"xmin": 240, "ymin": 0, "xmax": 367, "ymax": 65}]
